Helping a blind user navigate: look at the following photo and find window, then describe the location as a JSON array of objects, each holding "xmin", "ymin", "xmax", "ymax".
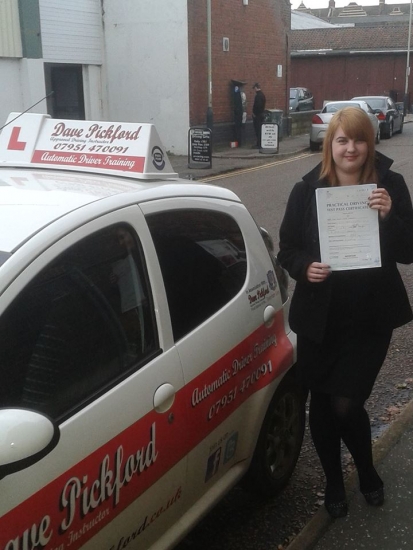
[
  {"xmin": 146, "ymin": 209, "xmax": 247, "ymax": 341},
  {"xmin": 45, "ymin": 64, "xmax": 86, "ymax": 120},
  {"xmin": 0, "ymin": 224, "xmax": 158, "ymax": 420}
]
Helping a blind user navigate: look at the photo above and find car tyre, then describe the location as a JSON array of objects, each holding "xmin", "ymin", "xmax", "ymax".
[
  {"xmin": 384, "ymin": 121, "xmax": 393, "ymax": 139},
  {"xmin": 241, "ymin": 375, "xmax": 306, "ymax": 497},
  {"xmin": 310, "ymin": 140, "xmax": 321, "ymax": 152}
]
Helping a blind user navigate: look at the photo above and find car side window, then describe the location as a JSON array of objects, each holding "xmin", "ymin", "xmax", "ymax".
[
  {"xmin": 146, "ymin": 209, "xmax": 247, "ymax": 341},
  {"xmin": 0, "ymin": 224, "xmax": 158, "ymax": 420}
]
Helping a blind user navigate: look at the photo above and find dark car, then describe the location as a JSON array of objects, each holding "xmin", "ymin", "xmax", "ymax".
[
  {"xmin": 351, "ymin": 96, "xmax": 403, "ymax": 139},
  {"xmin": 290, "ymin": 87, "xmax": 314, "ymax": 112}
]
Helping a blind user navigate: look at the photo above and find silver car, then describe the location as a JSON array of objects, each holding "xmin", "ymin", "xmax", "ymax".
[
  {"xmin": 309, "ymin": 100, "xmax": 380, "ymax": 152},
  {"xmin": 290, "ymin": 87, "xmax": 314, "ymax": 112}
]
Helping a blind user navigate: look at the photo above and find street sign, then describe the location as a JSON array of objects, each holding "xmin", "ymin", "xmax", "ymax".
[
  {"xmin": 261, "ymin": 123, "xmax": 279, "ymax": 154},
  {"xmin": 188, "ymin": 127, "xmax": 212, "ymax": 169}
]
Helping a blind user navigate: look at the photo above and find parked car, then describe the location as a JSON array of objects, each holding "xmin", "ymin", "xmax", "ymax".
[
  {"xmin": 0, "ymin": 113, "xmax": 306, "ymax": 550},
  {"xmin": 351, "ymin": 95, "xmax": 403, "ymax": 139},
  {"xmin": 310, "ymin": 100, "xmax": 381, "ymax": 152},
  {"xmin": 290, "ymin": 87, "xmax": 314, "ymax": 111}
]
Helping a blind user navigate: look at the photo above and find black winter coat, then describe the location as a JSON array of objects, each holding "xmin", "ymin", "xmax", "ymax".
[{"xmin": 278, "ymin": 152, "xmax": 413, "ymax": 343}]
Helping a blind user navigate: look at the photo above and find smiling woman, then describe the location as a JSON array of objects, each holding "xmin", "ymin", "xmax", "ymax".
[{"xmin": 278, "ymin": 106, "xmax": 413, "ymax": 518}]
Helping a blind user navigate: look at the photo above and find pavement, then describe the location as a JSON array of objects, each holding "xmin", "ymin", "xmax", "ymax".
[
  {"xmin": 168, "ymin": 133, "xmax": 312, "ymax": 180},
  {"xmin": 169, "ymin": 119, "xmax": 413, "ymax": 550}
]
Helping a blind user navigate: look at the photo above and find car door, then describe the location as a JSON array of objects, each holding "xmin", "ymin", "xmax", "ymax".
[
  {"xmin": 0, "ymin": 206, "xmax": 188, "ymax": 550},
  {"xmin": 143, "ymin": 198, "xmax": 294, "ymax": 516}
]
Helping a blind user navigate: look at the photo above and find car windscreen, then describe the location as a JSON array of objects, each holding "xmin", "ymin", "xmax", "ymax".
[{"xmin": 362, "ymin": 98, "xmax": 386, "ymax": 110}]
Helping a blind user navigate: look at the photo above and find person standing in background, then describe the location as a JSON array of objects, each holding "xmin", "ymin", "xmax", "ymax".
[
  {"xmin": 252, "ymin": 83, "xmax": 266, "ymax": 148},
  {"xmin": 233, "ymin": 82, "xmax": 247, "ymax": 147}
]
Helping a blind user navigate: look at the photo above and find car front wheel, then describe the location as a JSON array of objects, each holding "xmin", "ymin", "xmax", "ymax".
[
  {"xmin": 242, "ymin": 375, "xmax": 306, "ymax": 497},
  {"xmin": 384, "ymin": 121, "xmax": 393, "ymax": 139}
]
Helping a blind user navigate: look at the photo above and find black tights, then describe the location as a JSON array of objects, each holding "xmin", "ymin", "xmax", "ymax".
[{"xmin": 309, "ymin": 391, "xmax": 382, "ymax": 501}]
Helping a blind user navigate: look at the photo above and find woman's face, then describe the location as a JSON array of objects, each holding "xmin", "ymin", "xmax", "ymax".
[{"xmin": 331, "ymin": 125, "xmax": 368, "ymax": 180}]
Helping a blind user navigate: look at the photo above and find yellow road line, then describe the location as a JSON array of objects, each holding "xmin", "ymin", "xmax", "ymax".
[{"xmin": 199, "ymin": 153, "xmax": 314, "ymax": 182}]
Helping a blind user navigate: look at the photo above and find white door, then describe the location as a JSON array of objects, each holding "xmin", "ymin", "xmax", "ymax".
[{"xmin": 142, "ymin": 198, "xmax": 294, "ymax": 514}]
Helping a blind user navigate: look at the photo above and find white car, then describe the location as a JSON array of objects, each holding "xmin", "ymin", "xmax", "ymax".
[
  {"xmin": 0, "ymin": 113, "xmax": 305, "ymax": 550},
  {"xmin": 309, "ymin": 100, "xmax": 381, "ymax": 152}
]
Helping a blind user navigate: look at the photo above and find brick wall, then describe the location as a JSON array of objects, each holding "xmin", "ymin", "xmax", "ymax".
[{"xmin": 187, "ymin": 0, "xmax": 291, "ymax": 134}]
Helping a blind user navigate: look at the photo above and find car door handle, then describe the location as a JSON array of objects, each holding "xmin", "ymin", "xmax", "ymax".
[
  {"xmin": 154, "ymin": 383, "xmax": 176, "ymax": 413},
  {"xmin": 263, "ymin": 305, "xmax": 276, "ymax": 327}
]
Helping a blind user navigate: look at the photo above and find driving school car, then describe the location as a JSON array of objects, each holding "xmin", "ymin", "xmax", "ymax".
[{"xmin": 0, "ymin": 113, "xmax": 304, "ymax": 550}]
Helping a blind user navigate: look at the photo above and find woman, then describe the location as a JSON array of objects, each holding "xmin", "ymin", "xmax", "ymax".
[{"xmin": 278, "ymin": 107, "xmax": 413, "ymax": 518}]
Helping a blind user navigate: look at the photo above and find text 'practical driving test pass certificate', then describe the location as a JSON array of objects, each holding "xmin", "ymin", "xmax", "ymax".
[{"xmin": 316, "ymin": 183, "xmax": 381, "ymax": 271}]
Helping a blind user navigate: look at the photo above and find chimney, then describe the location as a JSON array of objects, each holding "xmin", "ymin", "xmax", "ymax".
[
  {"xmin": 379, "ymin": 0, "xmax": 385, "ymax": 15},
  {"xmin": 329, "ymin": 0, "xmax": 335, "ymax": 7}
]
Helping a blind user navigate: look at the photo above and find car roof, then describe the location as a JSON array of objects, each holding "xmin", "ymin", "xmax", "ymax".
[{"xmin": 0, "ymin": 113, "xmax": 240, "ymax": 253}]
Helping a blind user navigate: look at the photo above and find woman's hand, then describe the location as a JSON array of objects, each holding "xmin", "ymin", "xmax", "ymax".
[
  {"xmin": 368, "ymin": 188, "xmax": 392, "ymax": 220},
  {"xmin": 306, "ymin": 262, "xmax": 331, "ymax": 283}
]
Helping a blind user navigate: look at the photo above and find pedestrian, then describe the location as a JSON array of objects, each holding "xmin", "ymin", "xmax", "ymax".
[
  {"xmin": 252, "ymin": 83, "xmax": 266, "ymax": 148},
  {"xmin": 278, "ymin": 107, "xmax": 413, "ymax": 518},
  {"xmin": 233, "ymin": 82, "xmax": 247, "ymax": 147}
]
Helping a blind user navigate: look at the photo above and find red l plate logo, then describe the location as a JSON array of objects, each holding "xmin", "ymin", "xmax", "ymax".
[{"xmin": 7, "ymin": 127, "xmax": 27, "ymax": 151}]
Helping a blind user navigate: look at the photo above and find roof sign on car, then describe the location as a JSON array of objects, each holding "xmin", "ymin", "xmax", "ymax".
[{"xmin": 0, "ymin": 112, "xmax": 178, "ymax": 180}]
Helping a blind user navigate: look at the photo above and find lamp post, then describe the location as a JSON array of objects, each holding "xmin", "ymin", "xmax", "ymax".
[
  {"xmin": 206, "ymin": 0, "xmax": 213, "ymax": 133},
  {"xmin": 404, "ymin": 0, "xmax": 413, "ymax": 114}
]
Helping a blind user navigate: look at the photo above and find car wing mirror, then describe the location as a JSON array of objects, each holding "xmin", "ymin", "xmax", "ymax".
[{"xmin": 0, "ymin": 408, "xmax": 60, "ymax": 479}]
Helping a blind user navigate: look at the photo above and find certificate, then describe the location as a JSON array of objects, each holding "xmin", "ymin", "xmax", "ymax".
[{"xmin": 316, "ymin": 184, "xmax": 381, "ymax": 271}]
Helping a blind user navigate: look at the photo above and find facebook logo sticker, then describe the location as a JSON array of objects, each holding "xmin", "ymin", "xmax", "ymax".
[
  {"xmin": 224, "ymin": 432, "xmax": 238, "ymax": 464},
  {"xmin": 205, "ymin": 448, "xmax": 221, "ymax": 481}
]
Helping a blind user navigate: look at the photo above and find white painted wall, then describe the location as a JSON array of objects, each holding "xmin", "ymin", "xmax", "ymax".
[
  {"xmin": 0, "ymin": 61, "xmax": 22, "ymax": 126},
  {"xmin": 0, "ymin": 60, "xmax": 47, "ymax": 127},
  {"xmin": 103, "ymin": 0, "xmax": 190, "ymax": 154}
]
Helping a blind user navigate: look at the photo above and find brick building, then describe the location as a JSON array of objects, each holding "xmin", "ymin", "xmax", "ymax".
[
  {"xmin": 0, "ymin": 0, "xmax": 291, "ymax": 154},
  {"xmin": 290, "ymin": 25, "xmax": 412, "ymax": 110},
  {"xmin": 187, "ymin": 0, "xmax": 291, "ymax": 145}
]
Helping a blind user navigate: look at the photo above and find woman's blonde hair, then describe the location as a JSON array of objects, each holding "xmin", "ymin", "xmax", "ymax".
[{"xmin": 320, "ymin": 106, "xmax": 377, "ymax": 186}]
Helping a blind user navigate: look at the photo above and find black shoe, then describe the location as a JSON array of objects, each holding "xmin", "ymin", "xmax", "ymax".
[
  {"xmin": 324, "ymin": 499, "xmax": 348, "ymax": 518},
  {"xmin": 362, "ymin": 486, "xmax": 384, "ymax": 506}
]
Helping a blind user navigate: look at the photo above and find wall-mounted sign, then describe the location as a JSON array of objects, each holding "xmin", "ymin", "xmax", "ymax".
[{"xmin": 188, "ymin": 127, "xmax": 212, "ymax": 169}]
